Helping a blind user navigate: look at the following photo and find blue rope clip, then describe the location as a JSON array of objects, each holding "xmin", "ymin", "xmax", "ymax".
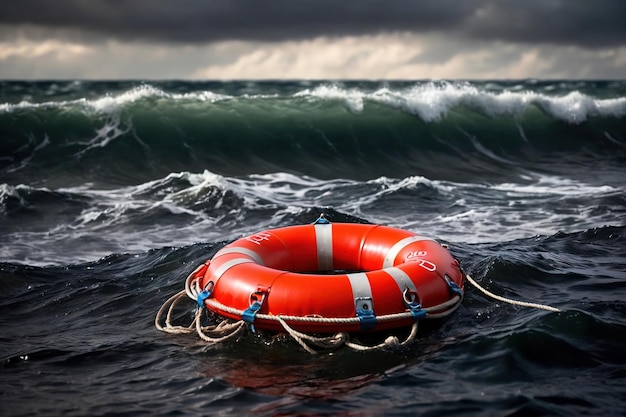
[
  {"xmin": 355, "ymin": 297, "xmax": 376, "ymax": 330},
  {"xmin": 403, "ymin": 289, "xmax": 427, "ymax": 320},
  {"xmin": 314, "ymin": 213, "xmax": 330, "ymax": 224},
  {"xmin": 357, "ymin": 308, "xmax": 376, "ymax": 330},
  {"xmin": 196, "ymin": 281, "xmax": 214, "ymax": 307},
  {"xmin": 445, "ymin": 275, "xmax": 463, "ymax": 297},
  {"xmin": 242, "ymin": 291, "xmax": 266, "ymax": 333},
  {"xmin": 407, "ymin": 302, "xmax": 427, "ymax": 321}
]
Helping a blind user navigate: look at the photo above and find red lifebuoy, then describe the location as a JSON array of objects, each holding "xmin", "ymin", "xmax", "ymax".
[{"xmin": 193, "ymin": 221, "xmax": 464, "ymax": 333}]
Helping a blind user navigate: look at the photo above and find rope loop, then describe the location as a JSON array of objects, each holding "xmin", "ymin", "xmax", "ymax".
[
  {"xmin": 196, "ymin": 281, "xmax": 214, "ymax": 307},
  {"xmin": 194, "ymin": 309, "xmax": 247, "ymax": 344},
  {"xmin": 403, "ymin": 288, "xmax": 427, "ymax": 320},
  {"xmin": 154, "ymin": 290, "xmax": 196, "ymax": 334},
  {"xmin": 241, "ymin": 289, "xmax": 268, "ymax": 332}
]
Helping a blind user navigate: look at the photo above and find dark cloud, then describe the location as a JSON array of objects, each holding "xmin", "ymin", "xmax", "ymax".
[
  {"xmin": 1, "ymin": 0, "xmax": 625, "ymax": 48},
  {"xmin": 465, "ymin": 0, "xmax": 626, "ymax": 48}
]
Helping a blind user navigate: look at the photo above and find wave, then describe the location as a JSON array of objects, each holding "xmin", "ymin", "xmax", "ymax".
[
  {"xmin": 3, "ymin": 80, "xmax": 626, "ymax": 121},
  {"xmin": 2, "ymin": 232, "xmax": 624, "ymax": 417},
  {"xmin": 2, "ymin": 168, "xmax": 624, "ymax": 266},
  {"xmin": 2, "ymin": 81, "xmax": 625, "ymax": 184},
  {"xmin": 3, "ymin": 223, "xmax": 624, "ymax": 373}
]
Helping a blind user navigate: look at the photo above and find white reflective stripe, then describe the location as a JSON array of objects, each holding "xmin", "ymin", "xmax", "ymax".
[
  {"xmin": 384, "ymin": 266, "xmax": 417, "ymax": 293},
  {"xmin": 212, "ymin": 258, "xmax": 254, "ymax": 281},
  {"xmin": 214, "ymin": 247, "xmax": 264, "ymax": 265},
  {"xmin": 383, "ymin": 235, "xmax": 436, "ymax": 268},
  {"xmin": 347, "ymin": 272, "xmax": 374, "ymax": 311},
  {"xmin": 314, "ymin": 223, "xmax": 333, "ymax": 271}
]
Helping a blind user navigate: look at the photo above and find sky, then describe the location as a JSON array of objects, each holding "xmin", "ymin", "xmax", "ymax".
[{"xmin": 1, "ymin": 0, "xmax": 626, "ymax": 80}]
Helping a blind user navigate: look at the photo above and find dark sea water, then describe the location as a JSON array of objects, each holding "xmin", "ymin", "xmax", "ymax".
[{"xmin": 1, "ymin": 80, "xmax": 626, "ymax": 416}]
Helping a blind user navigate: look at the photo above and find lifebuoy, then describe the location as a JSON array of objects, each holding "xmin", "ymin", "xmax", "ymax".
[{"xmin": 191, "ymin": 218, "xmax": 464, "ymax": 334}]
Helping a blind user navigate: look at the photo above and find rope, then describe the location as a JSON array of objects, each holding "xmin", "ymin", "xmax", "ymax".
[
  {"xmin": 465, "ymin": 273, "xmax": 561, "ymax": 312},
  {"xmin": 275, "ymin": 316, "xmax": 347, "ymax": 354},
  {"xmin": 155, "ymin": 288, "xmax": 248, "ymax": 343},
  {"xmin": 194, "ymin": 309, "xmax": 246, "ymax": 344},
  {"xmin": 154, "ymin": 290, "xmax": 196, "ymax": 334},
  {"xmin": 274, "ymin": 316, "xmax": 419, "ymax": 354},
  {"xmin": 202, "ymin": 295, "xmax": 462, "ymax": 325},
  {"xmin": 155, "ymin": 271, "xmax": 560, "ymax": 353},
  {"xmin": 156, "ymin": 287, "xmax": 458, "ymax": 353},
  {"xmin": 345, "ymin": 321, "xmax": 419, "ymax": 352}
]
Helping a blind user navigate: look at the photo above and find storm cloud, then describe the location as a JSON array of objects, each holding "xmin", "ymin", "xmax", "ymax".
[
  {"xmin": 1, "ymin": 0, "xmax": 625, "ymax": 48},
  {"xmin": 1, "ymin": 0, "xmax": 625, "ymax": 79}
]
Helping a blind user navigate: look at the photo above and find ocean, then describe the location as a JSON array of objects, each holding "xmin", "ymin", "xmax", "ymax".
[{"xmin": 1, "ymin": 80, "xmax": 625, "ymax": 416}]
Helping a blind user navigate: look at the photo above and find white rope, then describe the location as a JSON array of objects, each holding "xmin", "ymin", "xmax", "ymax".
[
  {"xmin": 275, "ymin": 316, "xmax": 420, "ymax": 353},
  {"xmin": 344, "ymin": 321, "xmax": 419, "ymax": 352},
  {"xmin": 154, "ymin": 290, "xmax": 196, "ymax": 334},
  {"xmin": 155, "ymin": 288, "xmax": 248, "ymax": 343},
  {"xmin": 156, "ymin": 273, "xmax": 464, "ymax": 352},
  {"xmin": 157, "ymin": 271, "xmax": 560, "ymax": 353},
  {"xmin": 202, "ymin": 294, "xmax": 462, "ymax": 325},
  {"xmin": 275, "ymin": 316, "xmax": 347, "ymax": 354},
  {"xmin": 424, "ymin": 294, "xmax": 464, "ymax": 319},
  {"xmin": 194, "ymin": 309, "xmax": 247, "ymax": 344},
  {"xmin": 465, "ymin": 273, "xmax": 561, "ymax": 312},
  {"xmin": 185, "ymin": 265, "xmax": 205, "ymax": 299}
]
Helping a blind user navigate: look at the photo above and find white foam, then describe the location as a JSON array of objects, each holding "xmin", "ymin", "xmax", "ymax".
[
  {"xmin": 493, "ymin": 174, "xmax": 617, "ymax": 197},
  {"xmin": 0, "ymin": 184, "xmax": 23, "ymax": 210},
  {"xmin": 400, "ymin": 174, "xmax": 622, "ymax": 243},
  {"xmin": 3, "ymin": 82, "xmax": 625, "ymax": 124},
  {"xmin": 72, "ymin": 113, "xmax": 132, "ymax": 156},
  {"xmin": 0, "ymin": 84, "xmax": 234, "ymax": 114},
  {"xmin": 4, "ymin": 134, "xmax": 51, "ymax": 173},
  {"xmin": 294, "ymin": 84, "xmax": 365, "ymax": 112},
  {"xmin": 4, "ymin": 167, "xmax": 624, "ymax": 265},
  {"xmin": 294, "ymin": 82, "xmax": 626, "ymax": 123}
]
